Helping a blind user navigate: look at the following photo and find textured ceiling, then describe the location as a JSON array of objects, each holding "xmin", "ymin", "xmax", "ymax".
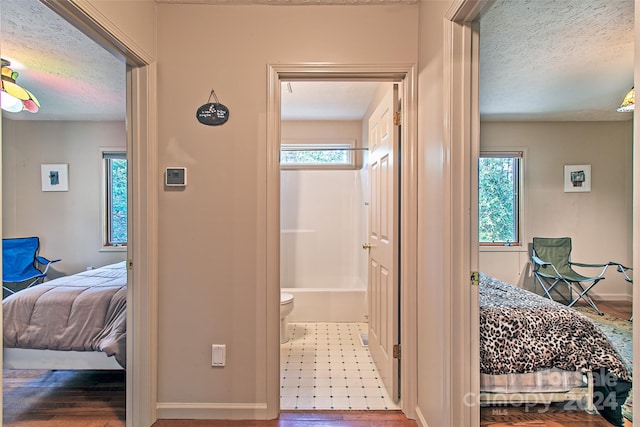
[
  {"xmin": 0, "ymin": 0, "xmax": 634, "ymax": 122},
  {"xmin": 480, "ymin": 0, "xmax": 634, "ymax": 121},
  {"xmin": 1, "ymin": 0, "xmax": 126, "ymax": 121}
]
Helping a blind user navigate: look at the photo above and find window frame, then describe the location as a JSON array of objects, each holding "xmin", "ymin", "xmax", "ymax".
[
  {"xmin": 101, "ymin": 148, "xmax": 128, "ymax": 251},
  {"xmin": 478, "ymin": 149, "xmax": 525, "ymax": 248},
  {"xmin": 280, "ymin": 140, "xmax": 359, "ymax": 170}
]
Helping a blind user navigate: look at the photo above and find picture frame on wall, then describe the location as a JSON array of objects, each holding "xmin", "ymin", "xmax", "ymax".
[
  {"xmin": 41, "ymin": 164, "xmax": 69, "ymax": 192},
  {"xmin": 564, "ymin": 164, "xmax": 591, "ymax": 193}
]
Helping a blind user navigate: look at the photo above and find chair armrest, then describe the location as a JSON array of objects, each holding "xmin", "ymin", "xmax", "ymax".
[
  {"xmin": 531, "ymin": 255, "xmax": 550, "ymax": 266},
  {"xmin": 610, "ymin": 262, "xmax": 633, "ymax": 283},
  {"xmin": 35, "ymin": 257, "xmax": 61, "ymax": 277},
  {"xmin": 36, "ymin": 256, "xmax": 61, "ymax": 266},
  {"xmin": 570, "ymin": 261, "xmax": 611, "ymax": 278},
  {"xmin": 570, "ymin": 261, "xmax": 609, "ymax": 268},
  {"xmin": 610, "ymin": 262, "xmax": 632, "ymax": 272}
]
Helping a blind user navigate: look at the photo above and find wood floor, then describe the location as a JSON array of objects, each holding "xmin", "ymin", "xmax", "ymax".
[
  {"xmin": 3, "ymin": 368, "xmax": 125, "ymax": 427},
  {"xmin": 2, "ymin": 301, "xmax": 632, "ymax": 427},
  {"xmin": 152, "ymin": 411, "xmax": 418, "ymax": 426}
]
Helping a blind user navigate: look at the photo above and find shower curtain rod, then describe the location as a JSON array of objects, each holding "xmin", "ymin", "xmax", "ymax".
[{"xmin": 280, "ymin": 147, "xmax": 369, "ymax": 152}]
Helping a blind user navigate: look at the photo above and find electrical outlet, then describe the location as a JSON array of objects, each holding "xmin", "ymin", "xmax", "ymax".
[{"xmin": 211, "ymin": 345, "xmax": 226, "ymax": 367}]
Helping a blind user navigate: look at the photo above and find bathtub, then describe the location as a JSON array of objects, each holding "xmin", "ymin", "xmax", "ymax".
[{"xmin": 282, "ymin": 287, "xmax": 368, "ymax": 323}]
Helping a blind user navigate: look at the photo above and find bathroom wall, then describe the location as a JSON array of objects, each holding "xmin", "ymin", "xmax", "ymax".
[
  {"xmin": 280, "ymin": 120, "xmax": 368, "ymax": 291},
  {"xmin": 280, "ymin": 168, "xmax": 368, "ymax": 289}
]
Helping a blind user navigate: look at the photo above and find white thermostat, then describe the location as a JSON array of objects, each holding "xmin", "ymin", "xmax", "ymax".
[{"xmin": 165, "ymin": 167, "xmax": 187, "ymax": 187}]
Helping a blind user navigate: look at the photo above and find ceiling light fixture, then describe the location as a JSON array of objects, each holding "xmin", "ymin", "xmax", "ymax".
[
  {"xmin": 1, "ymin": 59, "xmax": 40, "ymax": 113},
  {"xmin": 617, "ymin": 87, "xmax": 634, "ymax": 112}
]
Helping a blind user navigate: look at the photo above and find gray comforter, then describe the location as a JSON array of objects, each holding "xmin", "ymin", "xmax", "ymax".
[{"xmin": 3, "ymin": 261, "xmax": 127, "ymax": 368}]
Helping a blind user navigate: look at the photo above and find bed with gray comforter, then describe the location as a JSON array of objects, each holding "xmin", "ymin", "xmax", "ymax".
[{"xmin": 3, "ymin": 261, "xmax": 127, "ymax": 368}]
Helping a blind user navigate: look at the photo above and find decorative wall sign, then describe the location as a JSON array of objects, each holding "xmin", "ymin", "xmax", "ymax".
[
  {"xmin": 196, "ymin": 90, "xmax": 229, "ymax": 126},
  {"xmin": 564, "ymin": 164, "xmax": 591, "ymax": 192},
  {"xmin": 41, "ymin": 164, "xmax": 69, "ymax": 192}
]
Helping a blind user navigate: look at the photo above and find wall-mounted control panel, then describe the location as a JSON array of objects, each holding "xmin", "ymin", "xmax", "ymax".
[{"xmin": 165, "ymin": 167, "xmax": 187, "ymax": 187}]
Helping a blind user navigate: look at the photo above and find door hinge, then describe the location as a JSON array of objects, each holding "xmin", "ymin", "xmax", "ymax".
[
  {"xmin": 127, "ymin": 259, "xmax": 134, "ymax": 270},
  {"xmin": 393, "ymin": 111, "xmax": 401, "ymax": 126},
  {"xmin": 470, "ymin": 271, "xmax": 480, "ymax": 286},
  {"xmin": 393, "ymin": 344, "xmax": 401, "ymax": 359}
]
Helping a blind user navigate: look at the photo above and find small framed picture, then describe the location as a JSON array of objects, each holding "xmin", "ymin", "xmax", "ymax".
[
  {"xmin": 41, "ymin": 164, "xmax": 69, "ymax": 192},
  {"xmin": 564, "ymin": 164, "xmax": 591, "ymax": 192}
]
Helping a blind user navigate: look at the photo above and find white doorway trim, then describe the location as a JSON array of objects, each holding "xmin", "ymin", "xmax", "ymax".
[
  {"xmin": 444, "ymin": 3, "xmax": 640, "ymax": 427},
  {"xmin": 443, "ymin": 1, "xmax": 487, "ymax": 426},
  {"xmin": 266, "ymin": 63, "xmax": 418, "ymax": 419},
  {"xmin": 30, "ymin": 2, "xmax": 159, "ymax": 426}
]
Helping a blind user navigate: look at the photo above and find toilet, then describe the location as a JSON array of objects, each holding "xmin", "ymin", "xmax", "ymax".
[{"xmin": 280, "ymin": 292, "xmax": 295, "ymax": 344}]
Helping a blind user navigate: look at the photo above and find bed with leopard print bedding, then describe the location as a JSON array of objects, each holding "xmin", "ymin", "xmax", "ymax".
[{"xmin": 479, "ymin": 273, "xmax": 631, "ymax": 425}]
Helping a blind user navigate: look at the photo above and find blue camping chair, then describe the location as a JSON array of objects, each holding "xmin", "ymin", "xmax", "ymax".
[{"xmin": 3, "ymin": 237, "xmax": 60, "ymax": 298}]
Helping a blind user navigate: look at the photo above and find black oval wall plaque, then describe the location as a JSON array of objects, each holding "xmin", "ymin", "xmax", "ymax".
[{"xmin": 196, "ymin": 102, "xmax": 229, "ymax": 126}]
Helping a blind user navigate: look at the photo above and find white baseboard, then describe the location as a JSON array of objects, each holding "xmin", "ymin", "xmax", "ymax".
[
  {"xmin": 590, "ymin": 292, "xmax": 633, "ymax": 302},
  {"xmin": 414, "ymin": 406, "xmax": 428, "ymax": 427},
  {"xmin": 156, "ymin": 402, "xmax": 269, "ymax": 420}
]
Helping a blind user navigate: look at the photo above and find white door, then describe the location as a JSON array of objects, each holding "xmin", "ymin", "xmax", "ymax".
[{"xmin": 366, "ymin": 84, "xmax": 399, "ymax": 401}]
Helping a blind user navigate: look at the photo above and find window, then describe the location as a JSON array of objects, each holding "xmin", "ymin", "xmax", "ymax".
[
  {"xmin": 103, "ymin": 151, "xmax": 127, "ymax": 248},
  {"xmin": 478, "ymin": 151, "xmax": 523, "ymax": 246},
  {"xmin": 280, "ymin": 141, "xmax": 356, "ymax": 169}
]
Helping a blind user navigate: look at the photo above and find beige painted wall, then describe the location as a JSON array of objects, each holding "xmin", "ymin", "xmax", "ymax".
[
  {"xmin": 76, "ymin": 0, "xmax": 157, "ymax": 61},
  {"xmin": 69, "ymin": 1, "xmax": 636, "ymax": 425},
  {"xmin": 155, "ymin": 2, "xmax": 419, "ymax": 412},
  {"xmin": 480, "ymin": 120, "xmax": 634, "ymax": 300},
  {"xmin": 2, "ymin": 119, "xmax": 127, "ymax": 275}
]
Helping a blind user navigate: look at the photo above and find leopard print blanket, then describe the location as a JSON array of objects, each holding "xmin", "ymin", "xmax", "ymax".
[{"xmin": 480, "ymin": 273, "xmax": 631, "ymax": 382}]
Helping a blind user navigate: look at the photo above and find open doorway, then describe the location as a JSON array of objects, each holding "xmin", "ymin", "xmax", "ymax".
[
  {"xmin": 278, "ymin": 80, "xmax": 399, "ymax": 410},
  {"xmin": 1, "ymin": 1, "xmax": 157, "ymax": 426},
  {"xmin": 266, "ymin": 64, "xmax": 419, "ymax": 416},
  {"xmin": 1, "ymin": 0, "xmax": 127, "ymax": 423},
  {"xmin": 476, "ymin": 1, "xmax": 634, "ymax": 425}
]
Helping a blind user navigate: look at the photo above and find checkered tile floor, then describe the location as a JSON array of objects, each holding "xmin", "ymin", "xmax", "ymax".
[{"xmin": 280, "ymin": 322, "xmax": 399, "ymax": 410}]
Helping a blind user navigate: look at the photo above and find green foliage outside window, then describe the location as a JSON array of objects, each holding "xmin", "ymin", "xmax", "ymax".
[
  {"xmin": 281, "ymin": 149, "xmax": 349, "ymax": 165},
  {"xmin": 478, "ymin": 156, "xmax": 519, "ymax": 244},
  {"xmin": 281, "ymin": 144, "xmax": 353, "ymax": 166},
  {"xmin": 109, "ymin": 158, "xmax": 128, "ymax": 244}
]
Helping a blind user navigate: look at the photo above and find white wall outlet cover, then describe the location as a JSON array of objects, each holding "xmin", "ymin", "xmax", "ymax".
[{"xmin": 211, "ymin": 344, "xmax": 226, "ymax": 367}]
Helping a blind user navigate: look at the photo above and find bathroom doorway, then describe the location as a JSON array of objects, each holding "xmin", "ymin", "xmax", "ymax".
[{"xmin": 278, "ymin": 79, "xmax": 399, "ymax": 410}]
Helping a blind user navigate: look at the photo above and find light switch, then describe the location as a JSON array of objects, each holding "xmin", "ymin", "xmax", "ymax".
[{"xmin": 211, "ymin": 344, "xmax": 226, "ymax": 367}]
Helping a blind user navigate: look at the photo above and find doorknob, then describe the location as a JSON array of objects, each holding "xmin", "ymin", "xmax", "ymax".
[{"xmin": 362, "ymin": 243, "xmax": 376, "ymax": 250}]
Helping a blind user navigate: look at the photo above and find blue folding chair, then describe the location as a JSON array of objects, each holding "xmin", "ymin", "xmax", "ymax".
[{"xmin": 2, "ymin": 237, "xmax": 60, "ymax": 298}]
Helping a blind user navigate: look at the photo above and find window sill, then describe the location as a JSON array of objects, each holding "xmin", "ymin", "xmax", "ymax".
[
  {"xmin": 479, "ymin": 245, "xmax": 527, "ymax": 253},
  {"xmin": 100, "ymin": 245, "xmax": 127, "ymax": 253}
]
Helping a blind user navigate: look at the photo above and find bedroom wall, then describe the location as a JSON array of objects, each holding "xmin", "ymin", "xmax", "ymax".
[
  {"xmin": 479, "ymin": 120, "xmax": 634, "ymax": 300},
  {"xmin": 155, "ymin": 2, "xmax": 421, "ymax": 419},
  {"xmin": 2, "ymin": 119, "xmax": 127, "ymax": 275}
]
